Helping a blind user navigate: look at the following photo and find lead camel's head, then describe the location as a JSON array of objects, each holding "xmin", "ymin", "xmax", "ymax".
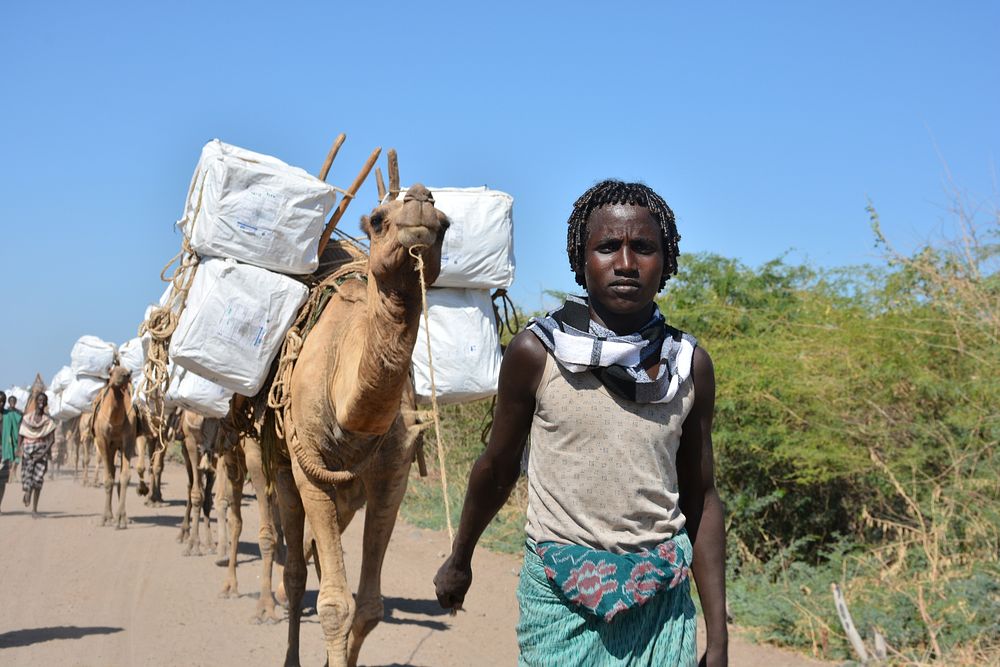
[
  {"xmin": 361, "ymin": 183, "xmax": 449, "ymax": 292},
  {"xmin": 108, "ymin": 366, "xmax": 132, "ymax": 390}
]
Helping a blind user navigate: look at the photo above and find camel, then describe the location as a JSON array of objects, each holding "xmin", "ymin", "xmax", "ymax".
[
  {"xmin": 91, "ymin": 366, "xmax": 138, "ymax": 529},
  {"xmin": 178, "ymin": 409, "xmax": 219, "ymax": 556},
  {"xmin": 136, "ymin": 406, "xmax": 177, "ymax": 506},
  {"xmin": 218, "ymin": 423, "xmax": 288, "ymax": 623},
  {"xmin": 275, "ymin": 183, "xmax": 447, "ymax": 667},
  {"xmin": 52, "ymin": 417, "xmax": 78, "ymax": 479}
]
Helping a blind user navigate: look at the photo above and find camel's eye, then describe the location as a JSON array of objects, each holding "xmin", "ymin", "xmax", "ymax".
[{"xmin": 369, "ymin": 209, "xmax": 386, "ymax": 233}]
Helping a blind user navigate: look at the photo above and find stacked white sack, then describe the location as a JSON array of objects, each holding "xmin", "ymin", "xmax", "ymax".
[
  {"xmin": 63, "ymin": 376, "xmax": 106, "ymax": 414},
  {"xmin": 169, "ymin": 257, "xmax": 308, "ymax": 396},
  {"xmin": 412, "ymin": 288, "xmax": 502, "ymax": 405},
  {"xmin": 164, "ymin": 366, "xmax": 233, "ymax": 419},
  {"xmin": 177, "ymin": 139, "xmax": 337, "ymax": 275},
  {"xmin": 50, "ymin": 366, "xmax": 75, "ymax": 395},
  {"xmin": 392, "ymin": 186, "xmax": 514, "ymax": 289},
  {"xmin": 118, "ymin": 337, "xmax": 147, "ymax": 376},
  {"xmin": 48, "ymin": 366, "xmax": 81, "ymax": 420},
  {"xmin": 70, "ymin": 336, "xmax": 117, "ymax": 379}
]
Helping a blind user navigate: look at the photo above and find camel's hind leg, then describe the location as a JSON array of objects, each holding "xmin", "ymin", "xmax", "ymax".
[
  {"xmin": 136, "ymin": 433, "xmax": 150, "ymax": 498},
  {"xmin": 245, "ymin": 437, "xmax": 283, "ymax": 622},
  {"xmin": 116, "ymin": 445, "xmax": 132, "ymax": 529},
  {"xmin": 91, "ymin": 441, "xmax": 103, "ymax": 488},
  {"xmin": 220, "ymin": 446, "xmax": 244, "ymax": 597},
  {"xmin": 347, "ymin": 455, "xmax": 413, "ymax": 667},
  {"xmin": 276, "ymin": 460, "xmax": 308, "ymax": 667},
  {"xmin": 81, "ymin": 432, "xmax": 92, "ymax": 486}
]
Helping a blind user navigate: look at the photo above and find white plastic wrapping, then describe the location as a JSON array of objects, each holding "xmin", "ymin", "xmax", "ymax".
[
  {"xmin": 169, "ymin": 257, "xmax": 309, "ymax": 396},
  {"xmin": 63, "ymin": 376, "xmax": 107, "ymax": 414},
  {"xmin": 118, "ymin": 337, "xmax": 147, "ymax": 375},
  {"xmin": 412, "ymin": 288, "xmax": 501, "ymax": 405},
  {"xmin": 391, "ymin": 186, "xmax": 514, "ymax": 289},
  {"xmin": 177, "ymin": 139, "xmax": 337, "ymax": 275},
  {"xmin": 50, "ymin": 366, "xmax": 75, "ymax": 395},
  {"xmin": 49, "ymin": 392, "xmax": 82, "ymax": 420},
  {"xmin": 70, "ymin": 335, "xmax": 117, "ymax": 379},
  {"xmin": 164, "ymin": 366, "xmax": 233, "ymax": 419}
]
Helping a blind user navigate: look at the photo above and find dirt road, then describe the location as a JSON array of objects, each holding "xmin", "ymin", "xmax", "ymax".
[{"xmin": 0, "ymin": 464, "xmax": 825, "ymax": 666}]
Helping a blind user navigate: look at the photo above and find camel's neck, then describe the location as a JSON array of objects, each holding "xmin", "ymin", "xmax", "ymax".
[
  {"xmin": 332, "ymin": 269, "xmax": 423, "ymax": 434},
  {"xmin": 104, "ymin": 385, "xmax": 130, "ymax": 424}
]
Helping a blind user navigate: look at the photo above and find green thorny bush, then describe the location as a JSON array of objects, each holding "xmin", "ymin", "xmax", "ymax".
[{"xmin": 402, "ymin": 191, "xmax": 998, "ymax": 664}]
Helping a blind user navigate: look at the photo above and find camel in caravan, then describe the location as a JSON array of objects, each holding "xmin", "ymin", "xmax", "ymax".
[
  {"xmin": 271, "ymin": 182, "xmax": 447, "ymax": 667},
  {"xmin": 136, "ymin": 405, "xmax": 178, "ymax": 507},
  {"xmin": 178, "ymin": 409, "xmax": 219, "ymax": 556},
  {"xmin": 91, "ymin": 366, "xmax": 138, "ymax": 529}
]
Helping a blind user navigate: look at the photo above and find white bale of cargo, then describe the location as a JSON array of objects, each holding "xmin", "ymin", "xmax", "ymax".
[
  {"xmin": 391, "ymin": 186, "xmax": 514, "ymax": 289},
  {"xmin": 169, "ymin": 257, "xmax": 309, "ymax": 396},
  {"xmin": 70, "ymin": 335, "xmax": 117, "ymax": 379},
  {"xmin": 164, "ymin": 366, "xmax": 233, "ymax": 419},
  {"xmin": 63, "ymin": 376, "xmax": 107, "ymax": 414},
  {"xmin": 411, "ymin": 288, "xmax": 502, "ymax": 405},
  {"xmin": 49, "ymin": 391, "xmax": 82, "ymax": 420},
  {"xmin": 177, "ymin": 139, "xmax": 337, "ymax": 275},
  {"xmin": 117, "ymin": 337, "xmax": 148, "ymax": 376},
  {"xmin": 50, "ymin": 366, "xmax": 75, "ymax": 395}
]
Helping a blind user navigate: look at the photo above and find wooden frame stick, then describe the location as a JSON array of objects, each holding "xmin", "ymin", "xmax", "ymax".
[
  {"xmin": 387, "ymin": 149, "xmax": 400, "ymax": 200},
  {"xmin": 375, "ymin": 167, "xmax": 387, "ymax": 202},
  {"xmin": 317, "ymin": 146, "xmax": 382, "ymax": 256},
  {"xmin": 318, "ymin": 133, "xmax": 346, "ymax": 182}
]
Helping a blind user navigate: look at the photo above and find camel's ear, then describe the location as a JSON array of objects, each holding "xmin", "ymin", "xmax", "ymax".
[{"xmin": 361, "ymin": 208, "xmax": 387, "ymax": 237}]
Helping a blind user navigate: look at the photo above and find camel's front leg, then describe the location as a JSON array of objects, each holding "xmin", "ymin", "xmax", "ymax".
[
  {"xmin": 220, "ymin": 446, "xmax": 244, "ymax": 597},
  {"xmin": 215, "ymin": 455, "xmax": 231, "ymax": 563},
  {"xmin": 98, "ymin": 438, "xmax": 115, "ymax": 526},
  {"xmin": 150, "ymin": 438, "xmax": 166, "ymax": 505},
  {"xmin": 293, "ymin": 463, "xmax": 354, "ymax": 667},
  {"xmin": 347, "ymin": 458, "xmax": 413, "ymax": 666},
  {"xmin": 276, "ymin": 460, "xmax": 307, "ymax": 666},
  {"xmin": 116, "ymin": 448, "xmax": 131, "ymax": 529},
  {"xmin": 178, "ymin": 435, "xmax": 194, "ymax": 547},
  {"xmin": 135, "ymin": 433, "xmax": 149, "ymax": 498},
  {"xmin": 81, "ymin": 435, "xmax": 92, "ymax": 486},
  {"xmin": 246, "ymin": 437, "xmax": 282, "ymax": 622}
]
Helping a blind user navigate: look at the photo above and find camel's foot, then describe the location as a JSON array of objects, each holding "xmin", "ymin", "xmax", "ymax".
[
  {"xmin": 253, "ymin": 593, "xmax": 283, "ymax": 624},
  {"xmin": 183, "ymin": 541, "xmax": 203, "ymax": 557},
  {"xmin": 116, "ymin": 514, "xmax": 128, "ymax": 530},
  {"xmin": 101, "ymin": 514, "xmax": 114, "ymax": 527},
  {"xmin": 137, "ymin": 480, "xmax": 149, "ymax": 497},
  {"xmin": 219, "ymin": 578, "xmax": 239, "ymax": 599},
  {"xmin": 177, "ymin": 528, "xmax": 190, "ymax": 544}
]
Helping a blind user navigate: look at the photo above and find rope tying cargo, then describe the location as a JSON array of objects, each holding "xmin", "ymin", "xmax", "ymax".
[{"xmin": 409, "ymin": 245, "xmax": 455, "ymax": 544}]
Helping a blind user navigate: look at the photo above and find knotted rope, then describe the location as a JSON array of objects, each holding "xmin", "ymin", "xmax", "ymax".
[
  {"xmin": 408, "ymin": 245, "xmax": 455, "ymax": 544},
  {"xmin": 138, "ymin": 236, "xmax": 200, "ymax": 452}
]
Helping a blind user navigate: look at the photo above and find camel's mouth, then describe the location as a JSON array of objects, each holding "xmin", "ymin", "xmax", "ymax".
[{"xmin": 397, "ymin": 225, "xmax": 437, "ymax": 249}]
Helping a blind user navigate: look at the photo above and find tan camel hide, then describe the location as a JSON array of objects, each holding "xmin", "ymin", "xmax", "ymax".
[{"xmin": 91, "ymin": 366, "xmax": 138, "ymax": 529}]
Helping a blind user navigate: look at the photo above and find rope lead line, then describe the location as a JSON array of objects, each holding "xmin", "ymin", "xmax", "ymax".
[{"xmin": 409, "ymin": 245, "xmax": 455, "ymax": 544}]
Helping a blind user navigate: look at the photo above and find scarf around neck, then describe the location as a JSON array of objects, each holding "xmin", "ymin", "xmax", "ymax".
[
  {"xmin": 20, "ymin": 410, "xmax": 56, "ymax": 443},
  {"xmin": 526, "ymin": 295, "xmax": 696, "ymax": 404}
]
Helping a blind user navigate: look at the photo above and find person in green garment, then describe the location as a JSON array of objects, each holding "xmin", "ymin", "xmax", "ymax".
[{"xmin": 1, "ymin": 391, "xmax": 24, "ymax": 512}]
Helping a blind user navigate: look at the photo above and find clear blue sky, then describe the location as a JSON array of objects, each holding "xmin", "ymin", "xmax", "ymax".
[{"xmin": 2, "ymin": 1, "xmax": 998, "ymax": 387}]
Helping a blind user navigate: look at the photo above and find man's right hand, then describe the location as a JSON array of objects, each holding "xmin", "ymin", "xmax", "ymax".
[{"xmin": 434, "ymin": 554, "xmax": 473, "ymax": 610}]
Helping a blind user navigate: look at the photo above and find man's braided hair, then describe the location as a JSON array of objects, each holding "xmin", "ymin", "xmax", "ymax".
[{"xmin": 566, "ymin": 179, "xmax": 680, "ymax": 290}]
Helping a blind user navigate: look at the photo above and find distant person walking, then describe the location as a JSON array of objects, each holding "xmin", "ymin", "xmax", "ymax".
[
  {"xmin": 19, "ymin": 392, "xmax": 56, "ymax": 516},
  {"xmin": 0, "ymin": 391, "xmax": 18, "ymax": 512},
  {"xmin": 1, "ymin": 393, "xmax": 23, "ymax": 506}
]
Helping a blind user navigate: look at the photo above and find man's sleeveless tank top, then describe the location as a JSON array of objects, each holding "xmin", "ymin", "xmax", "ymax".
[{"xmin": 525, "ymin": 351, "xmax": 695, "ymax": 554}]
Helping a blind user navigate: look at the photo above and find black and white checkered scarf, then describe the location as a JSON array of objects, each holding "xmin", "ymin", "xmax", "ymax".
[{"xmin": 526, "ymin": 295, "xmax": 697, "ymax": 404}]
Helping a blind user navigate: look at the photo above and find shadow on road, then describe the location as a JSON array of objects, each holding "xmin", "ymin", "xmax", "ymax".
[
  {"xmin": 130, "ymin": 514, "xmax": 182, "ymax": 527},
  {"xmin": 0, "ymin": 625, "xmax": 123, "ymax": 648},
  {"xmin": 383, "ymin": 596, "xmax": 450, "ymax": 631}
]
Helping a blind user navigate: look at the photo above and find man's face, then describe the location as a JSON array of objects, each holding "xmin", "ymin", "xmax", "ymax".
[
  {"xmin": 0, "ymin": 393, "xmax": 6, "ymax": 409},
  {"xmin": 7, "ymin": 397, "xmax": 16, "ymax": 409},
  {"xmin": 581, "ymin": 204, "xmax": 664, "ymax": 318}
]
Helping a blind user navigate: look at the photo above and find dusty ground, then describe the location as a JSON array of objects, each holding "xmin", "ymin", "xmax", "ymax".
[{"xmin": 0, "ymin": 463, "xmax": 828, "ymax": 666}]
